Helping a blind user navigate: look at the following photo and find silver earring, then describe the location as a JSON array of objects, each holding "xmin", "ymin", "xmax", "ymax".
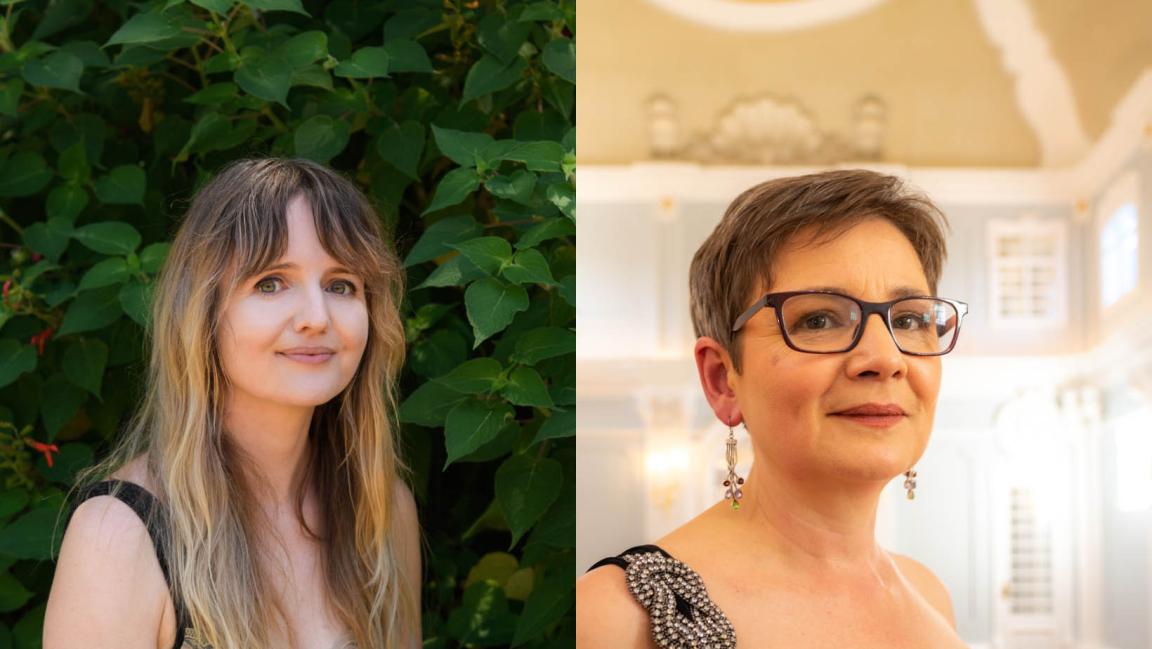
[
  {"xmin": 723, "ymin": 420, "xmax": 745, "ymax": 510},
  {"xmin": 904, "ymin": 468, "xmax": 918, "ymax": 500}
]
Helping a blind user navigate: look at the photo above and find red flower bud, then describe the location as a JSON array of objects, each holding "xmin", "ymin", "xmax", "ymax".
[
  {"xmin": 2, "ymin": 280, "xmax": 9, "ymax": 300},
  {"xmin": 26, "ymin": 439, "xmax": 60, "ymax": 468}
]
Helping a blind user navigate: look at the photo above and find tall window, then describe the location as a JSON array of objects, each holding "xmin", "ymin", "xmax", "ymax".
[
  {"xmin": 1099, "ymin": 202, "xmax": 1139, "ymax": 309},
  {"xmin": 988, "ymin": 219, "xmax": 1067, "ymax": 328}
]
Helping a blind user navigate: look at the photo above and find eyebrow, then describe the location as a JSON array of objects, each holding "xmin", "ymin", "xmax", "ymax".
[
  {"xmin": 799, "ymin": 286, "xmax": 930, "ymax": 299},
  {"xmin": 260, "ymin": 262, "xmax": 360, "ymax": 276}
]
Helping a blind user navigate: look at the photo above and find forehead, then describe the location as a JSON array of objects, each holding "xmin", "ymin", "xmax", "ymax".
[{"xmin": 767, "ymin": 218, "xmax": 930, "ymax": 295}]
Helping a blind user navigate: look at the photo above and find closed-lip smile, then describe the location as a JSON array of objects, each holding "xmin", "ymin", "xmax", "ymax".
[
  {"xmin": 279, "ymin": 346, "xmax": 335, "ymax": 355},
  {"xmin": 830, "ymin": 403, "xmax": 906, "ymax": 417}
]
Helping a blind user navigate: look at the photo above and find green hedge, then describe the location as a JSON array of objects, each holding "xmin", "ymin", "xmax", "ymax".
[{"xmin": 0, "ymin": 0, "xmax": 575, "ymax": 647}]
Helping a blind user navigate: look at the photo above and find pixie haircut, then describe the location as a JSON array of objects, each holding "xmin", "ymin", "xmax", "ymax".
[{"xmin": 688, "ymin": 169, "xmax": 949, "ymax": 372}]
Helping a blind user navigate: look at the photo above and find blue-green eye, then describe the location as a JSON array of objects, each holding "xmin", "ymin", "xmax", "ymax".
[
  {"xmin": 256, "ymin": 277, "xmax": 281, "ymax": 294},
  {"xmin": 331, "ymin": 280, "xmax": 357, "ymax": 296}
]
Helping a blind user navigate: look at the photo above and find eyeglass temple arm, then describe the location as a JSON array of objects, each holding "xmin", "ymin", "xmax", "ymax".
[{"xmin": 731, "ymin": 296, "xmax": 770, "ymax": 333}]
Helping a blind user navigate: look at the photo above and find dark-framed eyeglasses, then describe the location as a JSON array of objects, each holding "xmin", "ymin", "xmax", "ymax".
[{"xmin": 731, "ymin": 291, "xmax": 969, "ymax": 356}]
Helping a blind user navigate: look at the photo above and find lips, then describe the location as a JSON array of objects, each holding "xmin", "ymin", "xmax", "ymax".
[{"xmin": 830, "ymin": 403, "xmax": 906, "ymax": 417}]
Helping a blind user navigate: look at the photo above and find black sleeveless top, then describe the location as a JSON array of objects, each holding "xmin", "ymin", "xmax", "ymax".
[
  {"xmin": 589, "ymin": 545, "xmax": 737, "ymax": 648},
  {"xmin": 66, "ymin": 480, "xmax": 190, "ymax": 649}
]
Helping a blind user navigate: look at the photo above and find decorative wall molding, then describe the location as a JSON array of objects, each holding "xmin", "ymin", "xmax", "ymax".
[
  {"xmin": 971, "ymin": 0, "xmax": 1090, "ymax": 167},
  {"xmin": 646, "ymin": 93, "xmax": 887, "ymax": 165},
  {"xmin": 642, "ymin": 0, "xmax": 892, "ymax": 33}
]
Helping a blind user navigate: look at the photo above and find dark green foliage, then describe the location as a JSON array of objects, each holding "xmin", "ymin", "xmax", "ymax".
[{"xmin": 0, "ymin": 0, "xmax": 575, "ymax": 645}]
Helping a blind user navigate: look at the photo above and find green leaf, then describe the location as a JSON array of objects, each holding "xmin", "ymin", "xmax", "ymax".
[
  {"xmin": 517, "ymin": 217, "xmax": 574, "ymax": 249},
  {"xmin": 0, "ymin": 573, "xmax": 32, "ymax": 614},
  {"xmin": 57, "ymin": 142, "xmax": 89, "ymax": 183},
  {"xmin": 451, "ymin": 237, "xmax": 513, "ymax": 276},
  {"xmin": 502, "ymin": 366, "xmax": 553, "ymax": 408},
  {"xmin": 0, "ymin": 491, "xmax": 28, "ymax": 524},
  {"xmin": 72, "ymin": 221, "xmax": 142, "ymax": 255},
  {"xmin": 22, "ymin": 217, "xmax": 74, "ymax": 263},
  {"xmin": 0, "ymin": 340, "xmax": 36, "ymax": 390},
  {"xmin": 462, "ymin": 55, "xmax": 527, "ymax": 104},
  {"xmin": 546, "ymin": 181, "xmax": 574, "ymax": 219},
  {"xmin": 176, "ymin": 112, "xmax": 232, "ymax": 160},
  {"xmin": 235, "ymin": 54, "xmax": 293, "ymax": 106},
  {"xmin": 40, "ymin": 372, "xmax": 87, "ymax": 441},
  {"xmin": 423, "ymin": 166, "xmax": 481, "ymax": 214},
  {"xmin": 501, "ymin": 248, "xmax": 556, "ymax": 286},
  {"xmin": 416, "ymin": 255, "xmax": 487, "ymax": 289},
  {"xmin": 92, "ymin": 165, "xmax": 146, "ymax": 205},
  {"xmin": 398, "ymin": 379, "xmax": 469, "ymax": 427},
  {"xmin": 510, "ymin": 327, "xmax": 574, "ymax": 365},
  {"xmin": 333, "ymin": 46, "xmax": 389, "ymax": 78},
  {"xmin": 0, "ymin": 79, "xmax": 24, "ymax": 116},
  {"xmin": 558, "ymin": 274, "xmax": 575, "ymax": 306},
  {"xmin": 21, "ymin": 50, "xmax": 84, "ymax": 93},
  {"xmin": 140, "ymin": 242, "xmax": 171, "ymax": 273},
  {"xmin": 493, "ymin": 140, "xmax": 565, "ymax": 173},
  {"xmin": 409, "ymin": 329, "xmax": 467, "ymax": 379},
  {"xmin": 275, "ymin": 30, "xmax": 327, "ymax": 68},
  {"xmin": 519, "ymin": 2, "xmax": 564, "ymax": 22},
  {"xmin": 241, "ymin": 0, "xmax": 309, "ymax": 15},
  {"xmin": 485, "ymin": 170, "xmax": 536, "ymax": 204},
  {"xmin": 541, "ymin": 38, "xmax": 575, "ymax": 84},
  {"xmin": 403, "ymin": 215, "xmax": 481, "ymax": 267},
  {"xmin": 62, "ymin": 338, "xmax": 108, "ymax": 398},
  {"xmin": 436, "ymin": 358, "xmax": 503, "ymax": 394},
  {"xmin": 191, "ymin": 0, "xmax": 234, "ymax": 14},
  {"xmin": 0, "ymin": 507, "xmax": 60, "ymax": 560},
  {"xmin": 495, "ymin": 455, "xmax": 562, "ymax": 546},
  {"xmin": 119, "ymin": 279, "xmax": 153, "ymax": 326},
  {"xmin": 105, "ymin": 12, "xmax": 182, "ymax": 46},
  {"xmin": 37, "ymin": 442, "xmax": 94, "ymax": 484},
  {"xmin": 376, "ymin": 120, "xmax": 425, "ymax": 179},
  {"xmin": 465, "ymin": 551, "xmax": 519, "ymax": 589},
  {"xmin": 534, "ymin": 407, "xmax": 574, "ymax": 443},
  {"xmin": 464, "ymin": 278, "xmax": 529, "ymax": 347},
  {"xmin": 431, "ymin": 126, "xmax": 495, "ymax": 168},
  {"xmin": 383, "ymin": 38, "xmax": 432, "ymax": 73},
  {"xmin": 183, "ymin": 82, "xmax": 238, "ymax": 105},
  {"xmin": 13, "ymin": 605, "xmax": 45, "ymax": 649},
  {"xmin": 444, "ymin": 398, "xmax": 513, "ymax": 467},
  {"xmin": 294, "ymin": 114, "xmax": 350, "ymax": 163},
  {"xmin": 77, "ymin": 256, "xmax": 129, "ymax": 290},
  {"xmin": 290, "ymin": 64, "xmax": 333, "ymax": 90},
  {"xmin": 0, "ymin": 152, "xmax": 51, "ymax": 197},
  {"xmin": 512, "ymin": 566, "xmax": 575, "ymax": 645},
  {"xmin": 477, "ymin": 14, "xmax": 532, "ymax": 63},
  {"xmin": 57, "ymin": 285, "xmax": 121, "ymax": 336}
]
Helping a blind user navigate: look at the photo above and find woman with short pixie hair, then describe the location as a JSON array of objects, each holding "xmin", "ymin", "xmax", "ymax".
[
  {"xmin": 44, "ymin": 158, "xmax": 420, "ymax": 649},
  {"xmin": 578, "ymin": 169, "xmax": 970, "ymax": 648}
]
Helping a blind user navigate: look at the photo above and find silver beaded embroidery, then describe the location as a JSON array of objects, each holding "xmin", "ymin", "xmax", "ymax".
[{"xmin": 620, "ymin": 551, "xmax": 736, "ymax": 649}]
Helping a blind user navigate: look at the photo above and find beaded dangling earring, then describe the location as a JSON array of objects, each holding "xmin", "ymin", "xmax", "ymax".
[
  {"xmin": 723, "ymin": 420, "xmax": 745, "ymax": 510},
  {"xmin": 903, "ymin": 467, "xmax": 918, "ymax": 500}
]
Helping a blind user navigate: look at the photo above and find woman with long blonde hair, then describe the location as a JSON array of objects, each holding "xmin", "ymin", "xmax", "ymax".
[{"xmin": 43, "ymin": 158, "xmax": 420, "ymax": 649}]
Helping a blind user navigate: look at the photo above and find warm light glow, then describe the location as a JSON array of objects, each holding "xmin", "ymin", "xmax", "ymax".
[{"xmin": 645, "ymin": 447, "xmax": 690, "ymax": 477}]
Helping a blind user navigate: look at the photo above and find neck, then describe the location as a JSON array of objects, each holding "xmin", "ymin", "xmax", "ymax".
[
  {"xmin": 736, "ymin": 458, "xmax": 890, "ymax": 578},
  {"xmin": 221, "ymin": 389, "xmax": 315, "ymax": 513}
]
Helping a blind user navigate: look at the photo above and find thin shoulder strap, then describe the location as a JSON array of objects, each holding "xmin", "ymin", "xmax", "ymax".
[
  {"xmin": 587, "ymin": 544, "xmax": 672, "ymax": 572},
  {"xmin": 68, "ymin": 480, "xmax": 188, "ymax": 649}
]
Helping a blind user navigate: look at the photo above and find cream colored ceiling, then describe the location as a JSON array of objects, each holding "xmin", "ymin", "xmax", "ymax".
[
  {"xmin": 1028, "ymin": 0, "xmax": 1152, "ymax": 142},
  {"xmin": 577, "ymin": 0, "xmax": 1152, "ymax": 168}
]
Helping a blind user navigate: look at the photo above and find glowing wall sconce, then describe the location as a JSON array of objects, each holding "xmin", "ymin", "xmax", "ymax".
[{"xmin": 645, "ymin": 446, "xmax": 690, "ymax": 512}]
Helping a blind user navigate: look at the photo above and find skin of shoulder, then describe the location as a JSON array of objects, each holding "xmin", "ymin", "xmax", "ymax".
[
  {"xmin": 890, "ymin": 553, "xmax": 956, "ymax": 628},
  {"xmin": 575, "ymin": 563, "xmax": 653, "ymax": 649},
  {"xmin": 43, "ymin": 495, "xmax": 173, "ymax": 649},
  {"xmin": 391, "ymin": 479, "xmax": 422, "ymax": 649}
]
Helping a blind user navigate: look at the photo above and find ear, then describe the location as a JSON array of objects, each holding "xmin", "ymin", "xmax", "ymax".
[{"xmin": 694, "ymin": 336, "xmax": 742, "ymax": 426}]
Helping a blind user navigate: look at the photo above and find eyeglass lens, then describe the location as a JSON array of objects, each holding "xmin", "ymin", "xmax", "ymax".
[{"xmin": 780, "ymin": 294, "xmax": 960, "ymax": 354}]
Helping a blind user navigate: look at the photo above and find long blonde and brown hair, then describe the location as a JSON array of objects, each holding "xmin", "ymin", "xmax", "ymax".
[{"xmin": 74, "ymin": 158, "xmax": 414, "ymax": 648}]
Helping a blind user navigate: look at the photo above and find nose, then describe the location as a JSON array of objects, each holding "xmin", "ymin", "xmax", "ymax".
[
  {"xmin": 844, "ymin": 312, "xmax": 906, "ymax": 379},
  {"xmin": 293, "ymin": 283, "xmax": 330, "ymax": 332}
]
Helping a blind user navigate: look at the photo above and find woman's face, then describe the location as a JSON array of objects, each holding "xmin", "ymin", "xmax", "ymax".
[
  {"xmin": 731, "ymin": 217, "xmax": 942, "ymax": 483},
  {"xmin": 217, "ymin": 195, "xmax": 369, "ymax": 409}
]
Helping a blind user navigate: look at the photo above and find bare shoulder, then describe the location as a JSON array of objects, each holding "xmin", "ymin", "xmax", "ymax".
[
  {"xmin": 391, "ymin": 479, "xmax": 418, "ymax": 527},
  {"xmin": 44, "ymin": 493, "xmax": 171, "ymax": 648},
  {"xmin": 576, "ymin": 563, "xmax": 653, "ymax": 649},
  {"xmin": 890, "ymin": 553, "xmax": 955, "ymax": 627},
  {"xmin": 390, "ymin": 480, "xmax": 421, "ymax": 649},
  {"xmin": 110, "ymin": 454, "xmax": 159, "ymax": 493}
]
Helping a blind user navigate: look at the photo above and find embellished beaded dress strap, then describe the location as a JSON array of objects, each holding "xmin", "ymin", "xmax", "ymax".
[{"xmin": 588, "ymin": 545, "xmax": 737, "ymax": 649}]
